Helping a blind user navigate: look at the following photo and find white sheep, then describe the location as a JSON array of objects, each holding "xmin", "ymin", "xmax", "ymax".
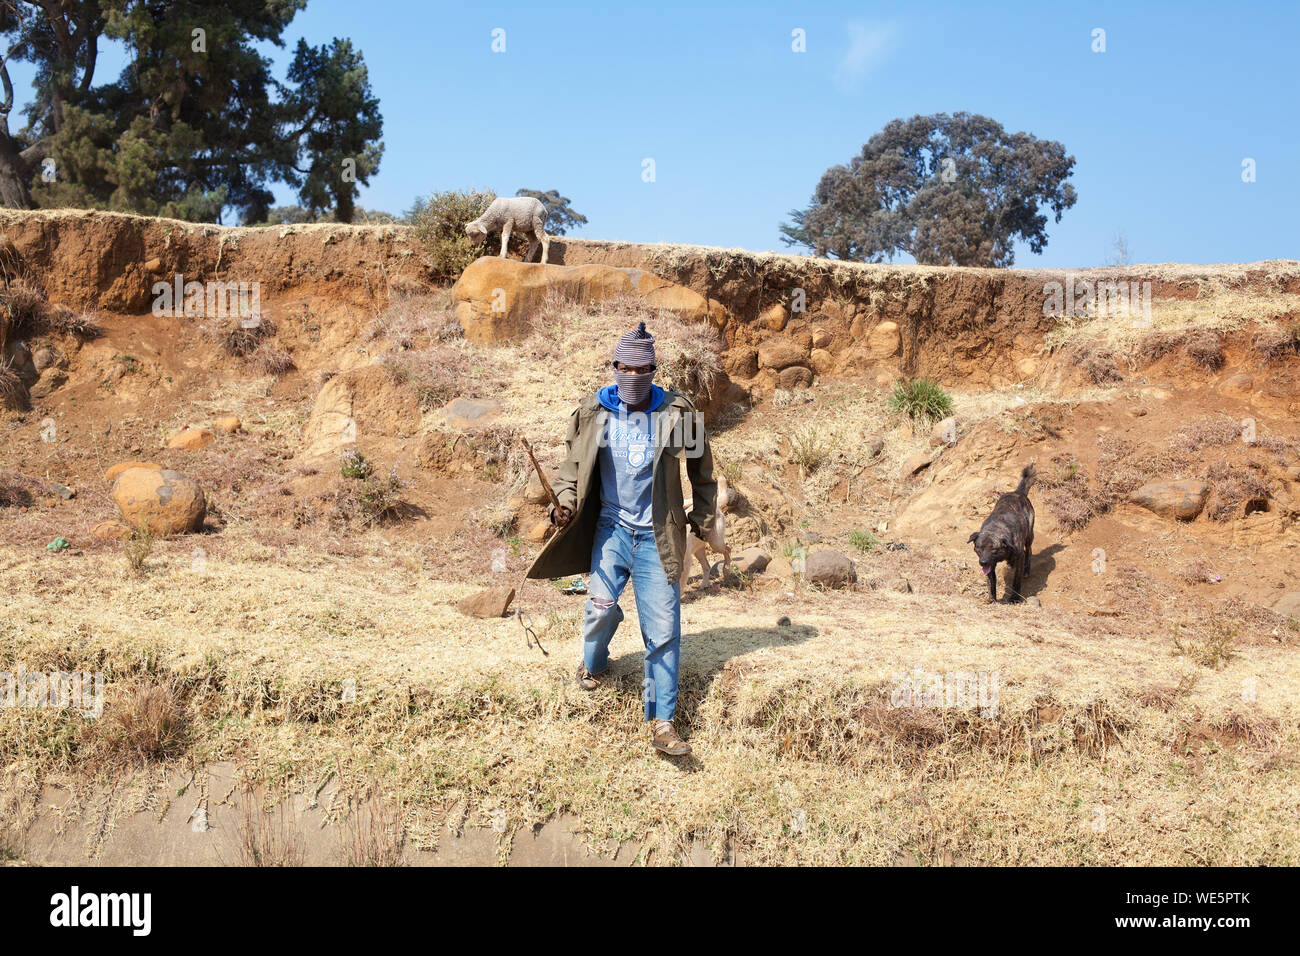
[{"xmin": 464, "ymin": 196, "xmax": 551, "ymax": 264}]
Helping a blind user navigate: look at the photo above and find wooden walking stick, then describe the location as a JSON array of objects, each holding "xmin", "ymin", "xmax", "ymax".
[{"xmin": 520, "ymin": 436, "xmax": 563, "ymax": 518}]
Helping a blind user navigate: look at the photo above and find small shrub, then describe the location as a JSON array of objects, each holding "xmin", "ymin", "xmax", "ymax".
[
  {"xmin": 340, "ymin": 448, "xmax": 374, "ymax": 481},
  {"xmin": 122, "ymin": 526, "xmax": 155, "ymax": 575},
  {"xmin": 1171, "ymin": 614, "xmax": 1239, "ymax": 670},
  {"xmin": 408, "ymin": 189, "xmax": 498, "ymax": 283},
  {"xmin": 0, "ymin": 470, "xmax": 37, "ymax": 508},
  {"xmin": 379, "ymin": 345, "xmax": 477, "ymax": 410},
  {"xmin": 237, "ymin": 801, "xmax": 306, "ymax": 867},
  {"xmin": 887, "ymin": 378, "xmax": 953, "ymax": 425},
  {"xmin": 1171, "ymin": 417, "xmax": 1243, "ymax": 453},
  {"xmin": 1181, "ymin": 556, "xmax": 1214, "ymax": 585},
  {"xmin": 1037, "ymin": 454, "xmax": 1101, "ymax": 533},
  {"xmin": 335, "ymin": 452, "xmax": 407, "ymax": 526}
]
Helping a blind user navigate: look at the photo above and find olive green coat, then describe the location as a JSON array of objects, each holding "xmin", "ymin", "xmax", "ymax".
[{"xmin": 525, "ymin": 390, "xmax": 717, "ymax": 584}]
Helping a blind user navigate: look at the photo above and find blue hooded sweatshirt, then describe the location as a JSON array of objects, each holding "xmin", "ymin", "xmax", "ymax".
[{"xmin": 595, "ymin": 384, "xmax": 666, "ymax": 531}]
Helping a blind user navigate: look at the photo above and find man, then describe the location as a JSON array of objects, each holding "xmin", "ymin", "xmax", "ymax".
[{"xmin": 526, "ymin": 321, "xmax": 718, "ymax": 756}]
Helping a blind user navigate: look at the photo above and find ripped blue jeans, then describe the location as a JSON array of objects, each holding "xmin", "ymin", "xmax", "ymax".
[{"xmin": 582, "ymin": 513, "xmax": 682, "ymax": 722}]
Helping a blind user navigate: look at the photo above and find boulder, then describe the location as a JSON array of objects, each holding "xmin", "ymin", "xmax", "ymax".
[
  {"xmin": 523, "ymin": 520, "xmax": 552, "ymax": 543},
  {"xmin": 111, "ymin": 467, "xmax": 206, "ymax": 535},
  {"xmin": 214, "ymin": 416, "xmax": 242, "ymax": 434},
  {"xmin": 804, "ymin": 549, "xmax": 857, "ymax": 588},
  {"xmin": 32, "ymin": 347, "xmax": 61, "ymax": 372},
  {"xmin": 865, "ymin": 434, "xmax": 885, "ymax": 458},
  {"xmin": 1219, "ymin": 374, "xmax": 1254, "ymax": 398},
  {"xmin": 441, "ymin": 397, "xmax": 502, "ymax": 430},
  {"xmin": 724, "ymin": 346, "xmax": 759, "ymax": 379},
  {"xmin": 1131, "ymin": 480, "xmax": 1210, "ymax": 521},
  {"xmin": 902, "ymin": 452, "xmax": 932, "ymax": 478},
  {"xmin": 732, "ymin": 547, "xmax": 771, "ymax": 575},
  {"xmin": 811, "ymin": 328, "xmax": 832, "ymax": 350},
  {"xmin": 930, "ymin": 417, "xmax": 958, "ymax": 447},
  {"xmin": 29, "ymin": 368, "xmax": 67, "ymax": 400},
  {"xmin": 456, "ymin": 586, "xmax": 516, "ymax": 618},
  {"xmin": 451, "ymin": 259, "xmax": 724, "ymax": 345},
  {"xmin": 760, "ymin": 303, "xmax": 789, "ymax": 332},
  {"xmin": 758, "ymin": 339, "xmax": 810, "ymax": 371},
  {"xmin": 166, "ymin": 426, "xmax": 215, "ymax": 451},
  {"xmin": 105, "ymin": 460, "xmax": 163, "ymax": 482},
  {"xmin": 91, "ymin": 519, "xmax": 132, "ymax": 541},
  {"xmin": 809, "ymin": 348, "xmax": 835, "ymax": 375},
  {"xmin": 778, "ymin": 365, "xmax": 813, "ymax": 390},
  {"xmin": 865, "ymin": 321, "xmax": 900, "ymax": 359}
]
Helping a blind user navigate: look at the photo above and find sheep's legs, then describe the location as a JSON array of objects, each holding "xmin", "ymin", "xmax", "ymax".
[
  {"xmin": 499, "ymin": 221, "xmax": 512, "ymax": 258},
  {"xmin": 538, "ymin": 229, "xmax": 550, "ymax": 265}
]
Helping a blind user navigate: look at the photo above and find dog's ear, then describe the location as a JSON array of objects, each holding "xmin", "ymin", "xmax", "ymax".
[{"xmin": 967, "ymin": 532, "xmax": 979, "ymax": 544}]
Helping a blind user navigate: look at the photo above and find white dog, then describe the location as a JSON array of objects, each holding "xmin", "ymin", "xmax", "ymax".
[{"xmin": 679, "ymin": 474, "xmax": 731, "ymax": 589}]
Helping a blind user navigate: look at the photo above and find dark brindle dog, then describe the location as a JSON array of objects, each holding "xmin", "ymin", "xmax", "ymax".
[{"xmin": 968, "ymin": 464, "xmax": 1036, "ymax": 603}]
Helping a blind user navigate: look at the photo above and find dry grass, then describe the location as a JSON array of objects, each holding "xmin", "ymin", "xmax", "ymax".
[
  {"xmin": 216, "ymin": 315, "xmax": 277, "ymax": 357},
  {"xmin": 44, "ymin": 304, "xmax": 102, "ymax": 340},
  {"xmin": 253, "ymin": 342, "xmax": 296, "ymax": 377},
  {"xmin": 235, "ymin": 799, "xmax": 307, "ymax": 867},
  {"xmin": 365, "ymin": 290, "xmax": 460, "ymax": 347},
  {"xmin": 0, "ymin": 358, "xmax": 25, "ymax": 410},
  {"xmin": 95, "ymin": 680, "xmax": 188, "ymax": 767},
  {"xmin": 1, "ymin": 537, "xmax": 1296, "ymax": 865},
  {"xmin": 339, "ymin": 791, "xmax": 406, "ymax": 866}
]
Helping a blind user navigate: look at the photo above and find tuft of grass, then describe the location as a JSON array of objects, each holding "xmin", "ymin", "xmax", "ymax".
[
  {"xmin": 44, "ymin": 304, "xmax": 102, "ymax": 339},
  {"xmin": 849, "ymin": 530, "xmax": 881, "ymax": 553},
  {"xmin": 334, "ymin": 453, "xmax": 408, "ymax": 526},
  {"xmin": 1253, "ymin": 323, "xmax": 1297, "ymax": 363},
  {"xmin": 0, "ymin": 275, "xmax": 47, "ymax": 336},
  {"xmin": 98, "ymin": 680, "xmax": 187, "ymax": 766},
  {"xmin": 236, "ymin": 800, "xmax": 307, "ymax": 867},
  {"xmin": 0, "ymin": 357, "xmax": 25, "ymax": 410},
  {"xmin": 217, "ymin": 315, "xmax": 277, "ymax": 357},
  {"xmin": 788, "ymin": 426, "xmax": 832, "ymax": 473},
  {"xmin": 887, "ymin": 378, "xmax": 954, "ymax": 426},
  {"xmin": 339, "ymin": 792, "xmax": 405, "ymax": 867},
  {"xmin": 1184, "ymin": 331, "xmax": 1224, "ymax": 370},
  {"xmin": 254, "ymin": 343, "xmax": 296, "ymax": 377}
]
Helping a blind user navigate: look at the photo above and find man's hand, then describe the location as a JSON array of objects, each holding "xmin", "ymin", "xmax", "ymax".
[{"xmin": 551, "ymin": 505, "xmax": 573, "ymax": 528}]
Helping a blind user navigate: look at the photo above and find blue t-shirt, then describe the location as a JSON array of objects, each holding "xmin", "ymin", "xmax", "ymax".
[{"xmin": 598, "ymin": 409, "xmax": 655, "ymax": 530}]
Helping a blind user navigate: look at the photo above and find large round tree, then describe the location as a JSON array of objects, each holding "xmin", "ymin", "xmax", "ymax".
[{"xmin": 781, "ymin": 112, "xmax": 1077, "ymax": 268}]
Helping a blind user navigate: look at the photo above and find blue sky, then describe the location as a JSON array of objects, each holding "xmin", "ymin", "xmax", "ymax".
[{"xmin": 15, "ymin": 1, "xmax": 1300, "ymax": 267}]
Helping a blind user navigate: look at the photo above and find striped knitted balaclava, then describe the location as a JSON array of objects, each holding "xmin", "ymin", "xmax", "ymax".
[{"xmin": 612, "ymin": 321, "xmax": 656, "ymax": 406}]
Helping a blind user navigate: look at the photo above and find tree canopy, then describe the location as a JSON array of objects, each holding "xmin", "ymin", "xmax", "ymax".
[
  {"xmin": 780, "ymin": 112, "xmax": 1077, "ymax": 267},
  {"xmin": 0, "ymin": 0, "xmax": 383, "ymax": 224},
  {"xmin": 516, "ymin": 188, "xmax": 587, "ymax": 236}
]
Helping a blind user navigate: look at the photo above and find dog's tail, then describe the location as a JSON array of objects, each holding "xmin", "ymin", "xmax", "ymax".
[{"xmin": 1015, "ymin": 462, "xmax": 1037, "ymax": 496}]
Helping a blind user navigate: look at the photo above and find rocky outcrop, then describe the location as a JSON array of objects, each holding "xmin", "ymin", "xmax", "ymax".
[{"xmin": 450, "ymin": 258, "xmax": 726, "ymax": 345}]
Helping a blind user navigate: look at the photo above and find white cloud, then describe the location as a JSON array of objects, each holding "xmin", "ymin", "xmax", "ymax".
[{"xmin": 834, "ymin": 21, "xmax": 899, "ymax": 91}]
